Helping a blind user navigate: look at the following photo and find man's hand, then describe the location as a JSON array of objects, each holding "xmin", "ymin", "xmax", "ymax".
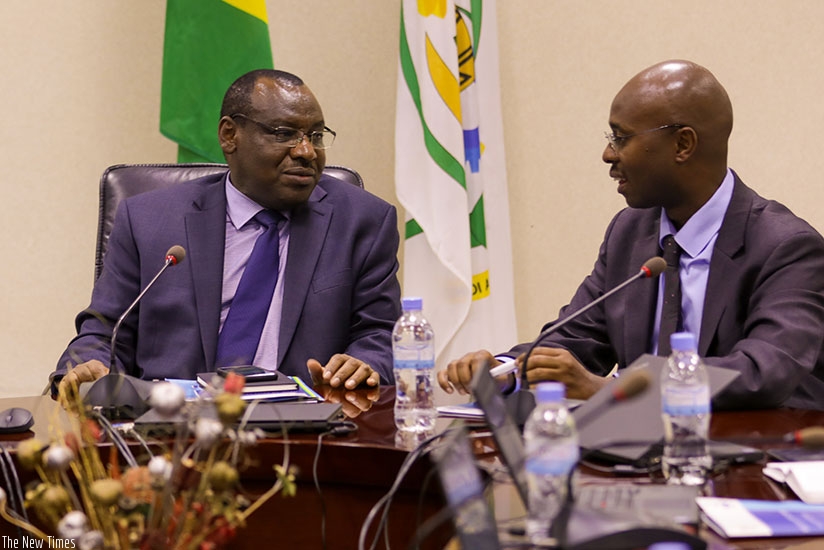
[
  {"xmin": 57, "ymin": 360, "xmax": 109, "ymax": 399},
  {"xmin": 307, "ymin": 354, "xmax": 380, "ymax": 390},
  {"xmin": 437, "ymin": 350, "xmax": 498, "ymax": 395},
  {"xmin": 312, "ymin": 383, "xmax": 380, "ymax": 418},
  {"xmin": 519, "ymin": 347, "xmax": 607, "ymax": 400}
]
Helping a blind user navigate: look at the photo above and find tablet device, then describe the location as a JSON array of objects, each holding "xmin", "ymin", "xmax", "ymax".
[{"xmin": 134, "ymin": 401, "xmax": 343, "ymax": 435}]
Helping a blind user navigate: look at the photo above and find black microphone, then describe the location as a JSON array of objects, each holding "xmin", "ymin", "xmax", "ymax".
[
  {"xmin": 109, "ymin": 245, "xmax": 186, "ymax": 371},
  {"xmin": 505, "ymin": 257, "xmax": 667, "ymax": 426},
  {"xmin": 719, "ymin": 426, "xmax": 824, "ymax": 450},
  {"xmin": 83, "ymin": 246, "xmax": 186, "ymax": 420}
]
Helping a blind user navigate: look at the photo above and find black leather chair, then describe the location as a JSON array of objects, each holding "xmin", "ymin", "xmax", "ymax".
[{"xmin": 94, "ymin": 163, "xmax": 364, "ymax": 280}]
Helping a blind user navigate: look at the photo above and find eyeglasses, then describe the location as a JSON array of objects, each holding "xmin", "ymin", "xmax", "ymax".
[
  {"xmin": 230, "ymin": 113, "xmax": 336, "ymax": 149},
  {"xmin": 604, "ymin": 124, "xmax": 685, "ymax": 151}
]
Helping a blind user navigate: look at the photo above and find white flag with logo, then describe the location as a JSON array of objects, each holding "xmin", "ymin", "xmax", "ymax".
[{"xmin": 396, "ymin": 0, "xmax": 517, "ymax": 372}]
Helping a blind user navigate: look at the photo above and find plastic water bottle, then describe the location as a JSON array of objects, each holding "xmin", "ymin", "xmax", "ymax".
[
  {"xmin": 523, "ymin": 382, "xmax": 579, "ymax": 544},
  {"xmin": 393, "ymin": 297, "xmax": 436, "ymax": 434},
  {"xmin": 661, "ymin": 331, "xmax": 712, "ymax": 486}
]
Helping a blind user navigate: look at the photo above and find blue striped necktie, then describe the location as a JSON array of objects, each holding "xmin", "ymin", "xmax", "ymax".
[{"xmin": 216, "ymin": 210, "xmax": 282, "ymax": 367}]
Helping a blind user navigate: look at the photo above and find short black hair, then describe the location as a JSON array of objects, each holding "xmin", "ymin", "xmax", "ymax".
[{"xmin": 220, "ymin": 69, "xmax": 305, "ymax": 118}]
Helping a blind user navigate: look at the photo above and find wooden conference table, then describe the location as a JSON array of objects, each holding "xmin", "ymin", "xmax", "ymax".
[
  {"xmin": 0, "ymin": 389, "xmax": 453, "ymax": 549},
  {"xmin": 1, "ymin": 389, "xmax": 824, "ymax": 549}
]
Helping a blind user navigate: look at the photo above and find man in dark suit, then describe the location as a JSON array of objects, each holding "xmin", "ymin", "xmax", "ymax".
[
  {"xmin": 438, "ymin": 60, "xmax": 824, "ymax": 410},
  {"xmin": 54, "ymin": 69, "xmax": 401, "ymax": 394}
]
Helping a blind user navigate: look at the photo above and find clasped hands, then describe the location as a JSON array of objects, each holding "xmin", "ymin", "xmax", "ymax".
[{"xmin": 436, "ymin": 347, "xmax": 609, "ymax": 400}]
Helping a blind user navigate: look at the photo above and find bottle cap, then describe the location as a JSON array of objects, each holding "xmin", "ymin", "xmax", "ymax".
[
  {"xmin": 670, "ymin": 332, "xmax": 697, "ymax": 352},
  {"xmin": 535, "ymin": 382, "xmax": 565, "ymax": 403},
  {"xmin": 401, "ymin": 297, "xmax": 423, "ymax": 311},
  {"xmin": 647, "ymin": 543, "xmax": 692, "ymax": 550}
]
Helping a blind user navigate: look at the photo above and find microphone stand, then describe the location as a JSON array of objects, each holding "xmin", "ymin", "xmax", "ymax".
[
  {"xmin": 109, "ymin": 249, "xmax": 183, "ymax": 370},
  {"xmin": 84, "ymin": 246, "xmax": 185, "ymax": 419},
  {"xmin": 505, "ymin": 259, "xmax": 664, "ymax": 426}
]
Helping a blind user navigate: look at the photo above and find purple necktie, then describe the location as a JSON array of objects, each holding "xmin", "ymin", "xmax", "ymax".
[
  {"xmin": 216, "ymin": 210, "xmax": 282, "ymax": 367},
  {"xmin": 657, "ymin": 234, "xmax": 682, "ymax": 356}
]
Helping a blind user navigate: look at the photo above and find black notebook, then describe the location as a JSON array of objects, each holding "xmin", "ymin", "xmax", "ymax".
[{"xmin": 196, "ymin": 371, "xmax": 298, "ymax": 394}]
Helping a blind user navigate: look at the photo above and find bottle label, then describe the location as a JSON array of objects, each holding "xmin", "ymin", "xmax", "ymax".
[
  {"xmin": 525, "ymin": 444, "xmax": 579, "ymax": 476},
  {"xmin": 394, "ymin": 359, "xmax": 435, "ymax": 370},
  {"xmin": 662, "ymin": 386, "xmax": 710, "ymax": 415}
]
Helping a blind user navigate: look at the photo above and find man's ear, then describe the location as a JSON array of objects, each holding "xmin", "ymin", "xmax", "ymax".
[
  {"xmin": 218, "ymin": 116, "xmax": 238, "ymax": 155},
  {"xmin": 674, "ymin": 126, "xmax": 697, "ymax": 163}
]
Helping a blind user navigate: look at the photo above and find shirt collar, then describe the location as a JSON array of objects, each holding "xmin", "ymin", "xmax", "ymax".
[
  {"xmin": 225, "ymin": 174, "xmax": 288, "ymax": 229},
  {"xmin": 659, "ymin": 168, "xmax": 735, "ymax": 258}
]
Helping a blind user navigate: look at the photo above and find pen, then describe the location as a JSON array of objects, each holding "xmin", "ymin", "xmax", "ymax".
[{"xmin": 488, "ymin": 358, "xmax": 518, "ymax": 378}]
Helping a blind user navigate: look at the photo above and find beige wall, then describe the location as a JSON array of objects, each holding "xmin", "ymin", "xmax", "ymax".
[{"xmin": 2, "ymin": 1, "xmax": 823, "ymax": 397}]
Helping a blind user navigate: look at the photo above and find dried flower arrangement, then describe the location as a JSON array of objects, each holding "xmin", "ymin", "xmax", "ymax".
[{"xmin": 0, "ymin": 372, "xmax": 296, "ymax": 549}]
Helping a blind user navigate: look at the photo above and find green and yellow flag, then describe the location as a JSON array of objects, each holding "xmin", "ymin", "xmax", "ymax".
[
  {"xmin": 160, "ymin": 0, "xmax": 273, "ymax": 163},
  {"xmin": 396, "ymin": 0, "xmax": 516, "ymax": 371}
]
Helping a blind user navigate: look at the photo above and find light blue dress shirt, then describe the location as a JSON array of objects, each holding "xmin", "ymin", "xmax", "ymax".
[
  {"xmin": 221, "ymin": 176, "xmax": 289, "ymax": 371},
  {"xmin": 651, "ymin": 169, "xmax": 734, "ymax": 354}
]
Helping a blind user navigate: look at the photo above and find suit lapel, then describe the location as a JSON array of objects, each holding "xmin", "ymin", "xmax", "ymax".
[
  {"xmin": 278, "ymin": 185, "xmax": 332, "ymax": 364},
  {"xmin": 624, "ymin": 210, "xmax": 662, "ymax": 362},
  {"xmin": 699, "ymin": 175, "xmax": 751, "ymax": 355},
  {"xmin": 185, "ymin": 178, "xmax": 227, "ymax": 370}
]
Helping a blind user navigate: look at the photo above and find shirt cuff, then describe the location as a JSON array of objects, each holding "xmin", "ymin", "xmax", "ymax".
[{"xmin": 494, "ymin": 355, "xmax": 519, "ymax": 394}]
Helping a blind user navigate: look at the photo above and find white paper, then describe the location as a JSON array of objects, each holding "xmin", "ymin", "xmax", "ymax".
[{"xmin": 763, "ymin": 461, "xmax": 824, "ymax": 504}]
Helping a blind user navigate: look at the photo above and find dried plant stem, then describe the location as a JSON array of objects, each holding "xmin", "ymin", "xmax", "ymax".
[
  {"xmin": 237, "ymin": 439, "xmax": 292, "ymax": 523},
  {"xmin": 0, "ymin": 500, "xmax": 50, "ymax": 541},
  {"xmin": 236, "ymin": 478, "xmax": 284, "ymax": 522},
  {"xmin": 69, "ymin": 461, "xmax": 103, "ymax": 533}
]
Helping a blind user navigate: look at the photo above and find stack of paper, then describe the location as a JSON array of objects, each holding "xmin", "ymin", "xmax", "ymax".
[
  {"xmin": 763, "ymin": 461, "xmax": 824, "ymax": 504},
  {"xmin": 168, "ymin": 374, "xmax": 321, "ymax": 403},
  {"xmin": 197, "ymin": 372, "xmax": 297, "ymax": 394}
]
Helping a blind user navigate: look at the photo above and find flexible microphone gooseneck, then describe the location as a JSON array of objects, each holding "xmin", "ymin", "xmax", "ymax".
[
  {"xmin": 718, "ymin": 426, "xmax": 824, "ymax": 450},
  {"xmin": 505, "ymin": 256, "xmax": 667, "ymax": 425},
  {"xmin": 109, "ymin": 245, "xmax": 186, "ymax": 372}
]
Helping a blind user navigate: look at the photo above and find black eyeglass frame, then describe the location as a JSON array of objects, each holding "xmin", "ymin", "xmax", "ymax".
[
  {"xmin": 229, "ymin": 113, "xmax": 336, "ymax": 150},
  {"xmin": 604, "ymin": 123, "xmax": 685, "ymax": 151}
]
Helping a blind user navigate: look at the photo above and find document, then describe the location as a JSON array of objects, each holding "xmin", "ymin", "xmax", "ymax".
[
  {"xmin": 697, "ymin": 497, "xmax": 824, "ymax": 538},
  {"xmin": 763, "ymin": 461, "xmax": 824, "ymax": 504},
  {"xmin": 436, "ymin": 402, "xmax": 485, "ymax": 419},
  {"xmin": 167, "ymin": 376, "xmax": 319, "ymax": 403}
]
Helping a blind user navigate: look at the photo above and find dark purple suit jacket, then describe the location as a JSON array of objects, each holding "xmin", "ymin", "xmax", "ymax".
[
  {"xmin": 55, "ymin": 171, "xmax": 401, "ymax": 384},
  {"xmin": 512, "ymin": 173, "xmax": 824, "ymax": 410}
]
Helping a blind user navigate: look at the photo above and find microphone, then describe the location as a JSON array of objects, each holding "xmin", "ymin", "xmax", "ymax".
[
  {"xmin": 83, "ymin": 246, "xmax": 186, "ymax": 420},
  {"xmin": 109, "ymin": 245, "xmax": 186, "ymax": 371},
  {"xmin": 505, "ymin": 256, "xmax": 666, "ymax": 425},
  {"xmin": 720, "ymin": 426, "xmax": 824, "ymax": 449}
]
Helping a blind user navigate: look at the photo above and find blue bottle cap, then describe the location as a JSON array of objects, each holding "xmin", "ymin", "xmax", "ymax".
[
  {"xmin": 647, "ymin": 543, "xmax": 692, "ymax": 550},
  {"xmin": 401, "ymin": 297, "xmax": 423, "ymax": 311},
  {"xmin": 535, "ymin": 382, "xmax": 565, "ymax": 403},
  {"xmin": 670, "ymin": 332, "xmax": 697, "ymax": 352}
]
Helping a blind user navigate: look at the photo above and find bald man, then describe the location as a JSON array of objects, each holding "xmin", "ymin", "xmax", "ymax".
[{"xmin": 439, "ymin": 60, "xmax": 824, "ymax": 410}]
